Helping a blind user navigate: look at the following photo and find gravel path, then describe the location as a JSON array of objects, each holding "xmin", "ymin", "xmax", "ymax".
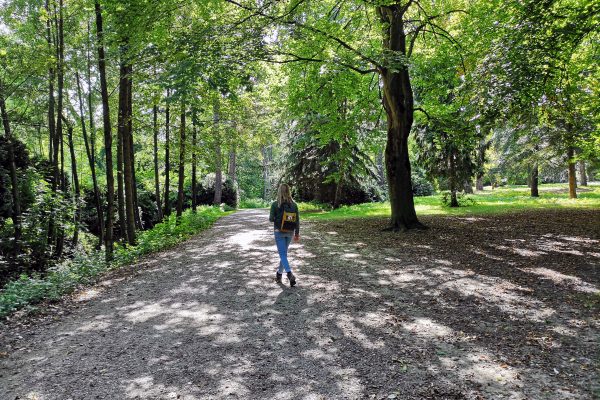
[{"xmin": 1, "ymin": 209, "xmax": 598, "ymax": 400}]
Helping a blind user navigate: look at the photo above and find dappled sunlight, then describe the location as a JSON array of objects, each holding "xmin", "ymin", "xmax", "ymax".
[
  {"xmin": 3, "ymin": 209, "xmax": 598, "ymax": 399},
  {"xmin": 402, "ymin": 317, "xmax": 454, "ymax": 338},
  {"xmin": 521, "ymin": 267, "xmax": 599, "ymax": 294}
]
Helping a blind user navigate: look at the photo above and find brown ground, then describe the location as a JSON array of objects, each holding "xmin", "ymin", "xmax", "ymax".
[{"xmin": 1, "ymin": 209, "xmax": 598, "ymax": 399}]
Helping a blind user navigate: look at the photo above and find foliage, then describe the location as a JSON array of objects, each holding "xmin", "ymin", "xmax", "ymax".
[{"xmin": 0, "ymin": 206, "xmax": 228, "ymax": 318}]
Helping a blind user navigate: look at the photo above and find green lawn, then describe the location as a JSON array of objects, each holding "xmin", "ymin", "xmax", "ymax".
[{"xmin": 304, "ymin": 183, "xmax": 600, "ymax": 220}]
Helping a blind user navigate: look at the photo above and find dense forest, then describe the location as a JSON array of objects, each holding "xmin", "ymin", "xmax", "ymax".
[{"xmin": 1, "ymin": 0, "xmax": 598, "ymax": 287}]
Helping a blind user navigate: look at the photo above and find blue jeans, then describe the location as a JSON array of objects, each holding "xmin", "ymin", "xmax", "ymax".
[{"xmin": 274, "ymin": 230, "xmax": 294, "ymax": 273}]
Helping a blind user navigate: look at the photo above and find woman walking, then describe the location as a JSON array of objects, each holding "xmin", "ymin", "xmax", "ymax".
[{"xmin": 269, "ymin": 183, "xmax": 300, "ymax": 287}]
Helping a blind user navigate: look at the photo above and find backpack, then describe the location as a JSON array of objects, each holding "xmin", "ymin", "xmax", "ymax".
[{"xmin": 280, "ymin": 203, "xmax": 298, "ymax": 233}]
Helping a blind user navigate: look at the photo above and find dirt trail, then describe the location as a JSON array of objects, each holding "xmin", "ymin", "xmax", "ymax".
[{"xmin": 1, "ymin": 209, "xmax": 598, "ymax": 400}]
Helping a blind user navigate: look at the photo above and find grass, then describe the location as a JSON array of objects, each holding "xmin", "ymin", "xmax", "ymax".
[
  {"xmin": 304, "ymin": 183, "xmax": 600, "ymax": 220},
  {"xmin": 0, "ymin": 206, "xmax": 230, "ymax": 318}
]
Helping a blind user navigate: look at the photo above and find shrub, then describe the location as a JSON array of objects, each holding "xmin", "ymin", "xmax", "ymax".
[
  {"xmin": 239, "ymin": 198, "xmax": 270, "ymax": 209},
  {"xmin": 0, "ymin": 206, "xmax": 228, "ymax": 318}
]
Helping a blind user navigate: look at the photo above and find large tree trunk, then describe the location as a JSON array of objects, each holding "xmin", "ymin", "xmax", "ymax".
[
  {"xmin": 213, "ymin": 98, "xmax": 222, "ymax": 205},
  {"xmin": 567, "ymin": 146, "xmax": 577, "ymax": 199},
  {"xmin": 76, "ymin": 71, "xmax": 104, "ymax": 247},
  {"xmin": 579, "ymin": 160, "xmax": 587, "ymax": 186},
  {"xmin": 153, "ymin": 104, "xmax": 162, "ymax": 220},
  {"xmin": 191, "ymin": 117, "xmax": 198, "ymax": 212},
  {"xmin": 377, "ymin": 5, "xmax": 423, "ymax": 231},
  {"xmin": 119, "ymin": 55, "xmax": 136, "ymax": 246},
  {"xmin": 164, "ymin": 91, "xmax": 171, "ymax": 216},
  {"xmin": 0, "ymin": 89, "xmax": 21, "ymax": 255},
  {"xmin": 95, "ymin": 0, "xmax": 115, "ymax": 260},
  {"xmin": 176, "ymin": 103, "xmax": 186, "ymax": 221},
  {"xmin": 530, "ymin": 162, "xmax": 539, "ymax": 197}
]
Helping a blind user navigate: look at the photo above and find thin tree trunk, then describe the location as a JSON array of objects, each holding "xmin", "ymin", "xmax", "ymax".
[
  {"xmin": 153, "ymin": 104, "xmax": 162, "ymax": 220},
  {"xmin": 54, "ymin": 0, "xmax": 65, "ymax": 257},
  {"xmin": 228, "ymin": 148, "xmax": 237, "ymax": 182},
  {"xmin": 449, "ymin": 156, "xmax": 459, "ymax": 207},
  {"xmin": 531, "ymin": 162, "xmax": 539, "ymax": 197},
  {"xmin": 116, "ymin": 64, "xmax": 126, "ymax": 241},
  {"xmin": 0, "ymin": 88, "xmax": 21, "ymax": 255},
  {"xmin": 228, "ymin": 147, "xmax": 237, "ymax": 207},
  {"xmin": 86, "ymin": 19, "xmax": 97, "ymax": 173},
  {"xmin": 567, "ymin": 146, "xmax": 577, "ymax": 199},
  {"xmin": 119, "ymin": 50, "xmax": 135, "ymax": 245},
  {"xmin": 65, "ymin": 121, "xmax": 80, "ymax": 245},
  {"xmin": 377, "ymin": 5, "xmax": 423, "ymax": 231},
  {"xmin": 191, "ymin": 119, "xmax": 197, "ymax": 212},
  {"xmin": 95, "ymin": 0, "xmax": 115, "ymax": 260},
  {"xmin": 76, "ymin": 71, "xmax": 104, "ymax": 247},
  {"xmin": 579, "ymin": 160, "xmax": 587, "ymax": 186},
  {"xmin": 127, "ymin": 73, "xmax": 141, "ymax": 231},
  {"xmin": 164, "ymin": 90, "xmax": 171, "ymax": 216},
  {"xmin": 262, "ymin": 145, "xmax": 270, "ymax": 201},
  {"xmin": 46, "ymin": 0, "xmax": 56, "ymax": 167},
  {"xmin": 213, "ymin": 98, "xmax": 222, "ymax": 205},
  {"xmin": 475, "ymin": 176, "xmax": 484, "ymax": 191},
  {"xmin": 463, "ymin": 180, "xmax": 473, "ymax": 194},
  {"xmin": 176, "ymin": 103, "xmax": 186, "ymax": 221},
  {"xmin": 333, "ymin": 169, "xmax": 345, "ymax": 209}
]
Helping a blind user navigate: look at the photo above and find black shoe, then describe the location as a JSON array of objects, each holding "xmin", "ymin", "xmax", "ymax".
[
  {"xmin": 287, "ymin": 272, "xmax": 296, "ymax": 287},
  {"xmin": 276, "ymin": 272, "xmax": 282, "ymax": 283}
]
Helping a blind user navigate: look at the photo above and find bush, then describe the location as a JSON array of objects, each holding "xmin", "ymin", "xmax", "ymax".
[
  {"xmin": 239, "ymin": 198, "xmax": 270, "ymax": 209},
  {"xmin": 441, "ymin": 191, "xmax": 477, "ymax": 207},
  {"xmin": 411, "ymin": 168, "xmax": 435, "ymax": 196}
]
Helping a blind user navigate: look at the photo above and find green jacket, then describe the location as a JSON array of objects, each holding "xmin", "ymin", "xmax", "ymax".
[{"xmin": 269, "ymin": 201, "xmax": 300, "ymax": 235}]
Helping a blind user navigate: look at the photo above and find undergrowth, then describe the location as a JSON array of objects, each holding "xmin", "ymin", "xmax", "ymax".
[{"xmin": 0, "ymin": 206, "xmax": 229, "ymax": 318}]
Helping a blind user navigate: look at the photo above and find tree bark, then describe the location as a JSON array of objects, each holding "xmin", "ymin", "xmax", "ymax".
[
  {"xmin": 191, "ymin": 117, "xmax": 198, "ymax": 213},
  {"xmin": 95, "ymin": 0, "xmax": 115, "ymax": 260},
  {"xmin": 567, "ymin": 146, "xmax": 577, "ymax": 199},
  {"xmin": 530, "ymin": 162, "xmax": 539, "ymax": 197},
  {"xmin": 153, "ymin": 104, "xmax": 162, "ymax": 220},
  {"xmin": 579, "ymin": 160, "xmax": 587, "ymax": 186},
  {"xmin": 377, "ymin": 5, "xmax": 423, "ymax": 230},
  {"xmin": 213, "ymin": 98, "xmax": 222, "ymax": 205},
  {"xmin": 76, "ymin": 71, "xmax": 104, "ymax": 247},
  {"xmin": 176, "ymin": 103, "xmax": 186, "ymax": 221},
  {"xmin": 164, "ymin": 90, "xmax": 171, "ymax": 216},
  {"xmin": 0, "ymin": 88, "xmax": 21, "ymax": 255}
]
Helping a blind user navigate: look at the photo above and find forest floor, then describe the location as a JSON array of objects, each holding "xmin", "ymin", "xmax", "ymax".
[{"xmin": 1, "ymin": 209, "xmax": 599, "ymax": 400}]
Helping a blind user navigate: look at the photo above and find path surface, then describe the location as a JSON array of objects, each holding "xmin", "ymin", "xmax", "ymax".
[{"xmin": 1, "ymin": 209, "xmax": 598, "ymax": 400}]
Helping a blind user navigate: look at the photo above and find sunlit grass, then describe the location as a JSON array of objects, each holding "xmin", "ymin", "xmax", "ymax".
[{"xmin": 304, "ymin": 183, "xmax": 600, "ymax": 220}]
